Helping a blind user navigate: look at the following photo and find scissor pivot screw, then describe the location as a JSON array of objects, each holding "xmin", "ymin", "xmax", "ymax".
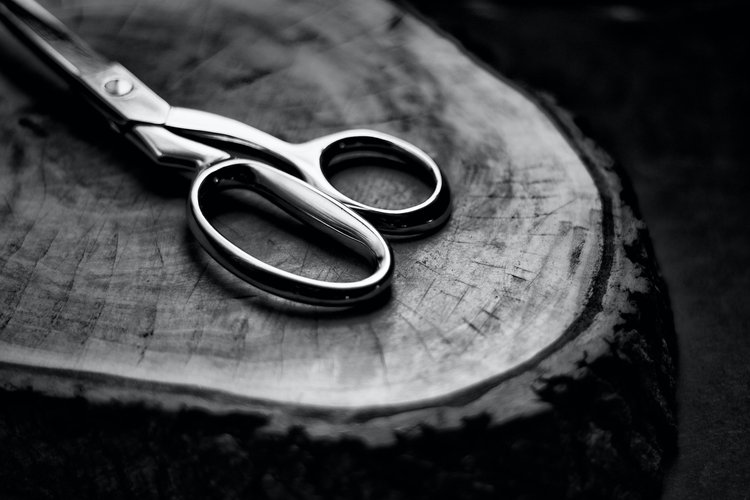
[{"xmin": 103, "ymin": 78, "xmax": 134, "ymax": 97}]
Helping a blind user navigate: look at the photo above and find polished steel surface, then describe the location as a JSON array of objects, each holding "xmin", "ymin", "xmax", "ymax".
[
  {"xmin": 0, "ymin": 0, "xmax": 451, "ymax": 306},
  {"xmin": 166, "ymin": 108, "xmax": 452, "ymax": 237},
  {"xmin": 189, "ymin": 159, "xmax": 394, "ymax": 306}
]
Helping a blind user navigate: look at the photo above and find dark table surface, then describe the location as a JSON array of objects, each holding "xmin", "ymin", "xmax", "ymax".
[{"xmin": 404, "ymin": 1, "xmax": 750, "ymax": 498}]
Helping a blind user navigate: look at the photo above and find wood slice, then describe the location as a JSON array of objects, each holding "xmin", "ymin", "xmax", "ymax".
[{"xmin": 0, "ymin": 0, "xmax": 676, "ymax": 498}]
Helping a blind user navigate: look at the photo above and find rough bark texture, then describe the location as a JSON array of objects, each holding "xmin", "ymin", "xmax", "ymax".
[{"xmin": 0, "ymin": 0, "xmax": 676, "ymax": 498}]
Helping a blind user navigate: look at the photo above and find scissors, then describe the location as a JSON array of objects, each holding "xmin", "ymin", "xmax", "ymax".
[{"xmin": 0, "ymin": 0, "xmax": 451, "ymax": 306}]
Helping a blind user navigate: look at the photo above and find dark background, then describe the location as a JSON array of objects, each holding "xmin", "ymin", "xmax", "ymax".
[{"xmin": 401, "ymin": 1, "xmax": 749, "ymax": 498}]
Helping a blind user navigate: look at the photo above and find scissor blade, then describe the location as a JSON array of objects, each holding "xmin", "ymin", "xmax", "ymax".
[{"xmin": 0, "ymin": 0, "xmax": 170, "ymax": 127}]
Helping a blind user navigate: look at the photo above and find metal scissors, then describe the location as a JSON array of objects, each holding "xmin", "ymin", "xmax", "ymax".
[{"xmin": 0, "ymin": 0, "xmax": 451, "ymax": 306}]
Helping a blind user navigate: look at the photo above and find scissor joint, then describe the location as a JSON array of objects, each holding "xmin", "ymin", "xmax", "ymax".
[{"xmin": 77, "ymin": 63, "xmax": 171, "ymax": 127}]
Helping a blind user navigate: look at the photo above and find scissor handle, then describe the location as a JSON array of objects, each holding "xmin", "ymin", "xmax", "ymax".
[
  {"xmin": 165, "ymin": 109, "xmax": 451, "ymax": 239},
  {"xmin": 291, "ymin": 129, "xmax": 452, "ymax": 239},
  {"xmin": 187, "ymin": 159, "xmax": 394, "ymax": 306}
]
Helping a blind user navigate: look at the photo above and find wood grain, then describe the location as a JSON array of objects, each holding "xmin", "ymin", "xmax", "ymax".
[
  {"xmin": 0, "ymin": 0, "xmax": 676, "ymax": 498},
  {"xmin": 1, "ymin": 0, "xmax": 602, "ymax": 410}
]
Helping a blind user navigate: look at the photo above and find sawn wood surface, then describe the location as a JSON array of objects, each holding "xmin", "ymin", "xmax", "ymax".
[{"xmin": 0, "ymin": 0, "xmax": 665, "ymax": 437}]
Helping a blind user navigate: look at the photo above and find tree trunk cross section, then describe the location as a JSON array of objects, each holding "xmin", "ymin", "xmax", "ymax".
[{"xmin": 0, "ymin": 0, "xmax": 676, "ymax": 497}]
